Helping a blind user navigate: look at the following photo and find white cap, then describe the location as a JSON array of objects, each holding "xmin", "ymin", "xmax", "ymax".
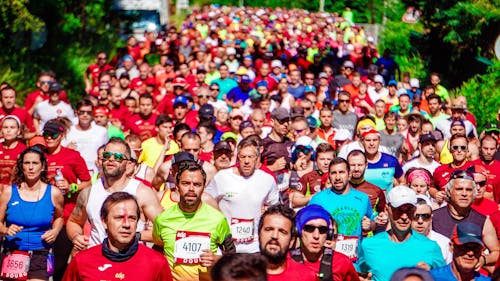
[
  {"xmin": 415, "ymin": 194, "xmax": 432, "ymax": 207},
  {"xmin": 387, "ymin": 186, "xmax": 417, "ymax": 207},
  {"xmin": 294, "ymin": 136, "xmax": 318, "ymax": 150},
  {"xmin": 333, "ymin": 129, "xmax": 351, "ymax": 141},
  {"xmin": 397, "ymin": 88, "xmax": 410, "ymax": 97},
  {"xmin": 374, "ymin": 74, "xmax": 384, "ymax": 85},
  {"xmin": 271, "ymin": 60, "xmax": 283, "ymax": 68},
  {"xmin": 410, "ymin": 78, "xmax": 420, "ymax": 88},
  {"xmin": 226, "ymin": 47, "xmax": 236, "ymax": 55},
  {"xmin": 343, "ymin": 60, "xmax": 355, "ymax": 69}
]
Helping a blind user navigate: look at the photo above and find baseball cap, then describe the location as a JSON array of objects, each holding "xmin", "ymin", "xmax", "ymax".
[
  {"xmin": 198, "ymin": 104, "xmax": 214, "ymax": 118},
  {"xmin": 295, "ymin": 204, "xmax": 331, "ymax": 236},
  {"xmin": 93, "ymin": 106, "xmax": 110, "ymax": 116},
  {"xmin": 256, "ymin": 80, "xmax": 268, "ymax": 89},
  {"xmin": 241, "ymin": 75, "xmax": 252, "ymax": 83},
  {"xmin": 388, "ymin": 80, "xmax": 398, "ymax": 87},
  {"xmin": 419, "ymin": 133, "xmax": 436, "ymax": 144},
  {"xmin": 28, "ymin": 136, "xmax": 47, "ymax": 147},
  {"xmin": 239, "ymin": 120, "xmax": 254, "ymax": 132},
  {"xmin": 450, "ymin": 119, "xmax": 466, "ymax": 128},
  {"xmin": 291, "ymin": 106, "xmax": 304, "ymax": 119},
  {"xmin": 466, "ymin": 164, "xmax": 488, "ymax": 177},
  {"xmin": 229, "ymin": 108, "xmax": 244, "ymax": 118},
  {"xmin": 397, "ymin": 88, "xmax": 410, "ymax": 97},
  {"xmin": 49, "ymin": 82, "xmax": 62, "ymax": 93},
  {"xmin": 306, "ymin": 116, "xmax": 317, "ymax": 128},
  {"xmin": 374, "ymin": 75, "xmax": 384, "ymax": 85},
  {"xmin": 145, "ymin": 77, "xmax": 156, "ymax": 86},
  {"xmin": 221, "ymin": 132, "xmax": 238, "ymax": 142},
  {"xmin": 173, "ymin": 96, "xmax": 188, "ymax": 107},
  {"xmin": 304, "ymin": 85, "xmax": 316, "ymax": 93},
  {"xmin": 173, "ymin": 77, "xmax": 187, "ymax": 87},
  {"xmin": 484, "ymin": 123, "xmax": 500, "ymax": 133},
  {"xmin": 43, "ymin": 121, "xmax": 65, "ymax": 135},
  {"xmin": 214, "ymin": 141, "xmax": 232, "ymax": 153},
  {"xmin": 390, "ymin": 267, "xmax": 434, "ymax": 281},
  {"xmin": 410, "ymin": 78, "xmax": 420, "ymax": 88},
  {"xmin": 343, "ymin": 60, "xmax": 355, "ymax": 69},
  {"xmin": 333, "ymin": 129, "xmax": 351, "ymax": 141},
  {"xmin": 271, "ymin": 108, "xmax": 290, "ymax": 120},
  {"xmin": 451, "ymin": 222, "xmax": 484, "ymax": 247},
  {"xmin": 271, "ymin": 60, "xmax": 283, "ymax": 68},
  {"xmin": 171, "ymin": 152, "xmax": 195, "ymax": 165},
  {"xmin": 451, "ymin": 101, "xmax": 466, "ymax": 110},
  {"xmin": 119, "ymin": 73, "xmax": 130, "ymax": 80},
  {"xmin": 319, "ymin": 72, "xmax": 328, "ymax": 79},
  {"xmin": 387, "ymin": 186, "xmax": 417, "ymax": 207}
]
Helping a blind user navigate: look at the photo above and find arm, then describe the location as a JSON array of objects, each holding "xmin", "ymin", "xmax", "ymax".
[
  {"xmin": 0, "ymin": 186, "xmax": 23, "ymax": 236},
  {"xmin": 482, "ymin": 217, "xmax": 500, "ymax": 266},
  {"xmin": 151, "ymin": 162, "xmax": 171, "ymax": 191},
  {"xmin": 137, "ymin": 184, "xmax": 164, "ymax": 242},
  {"xmin": 66, "ymin": 187, "xmax": 90, "ymax": 251},
  {"xmin": 152, "ymin": 140, "xmax": 170, "ymax": 174},
  {"xmin": 290, "ymin": 191, "xmax": 311, "ymax": 208},
  {"xmin": 41, "ymin": 186, "xmax": 64, "ymax": 243}
]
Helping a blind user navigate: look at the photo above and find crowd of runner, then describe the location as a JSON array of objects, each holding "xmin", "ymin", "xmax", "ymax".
[{"xmin": 0, "ymin": 4, "xmax": 499, "ymax": 281}]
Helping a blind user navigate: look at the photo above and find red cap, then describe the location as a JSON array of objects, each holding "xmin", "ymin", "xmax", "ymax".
[
  {"xmin": 28, "ymin": 136, "xmax": 47, "ymax": 147},
  {"xmin": 361, "ymin": 129, "xmax": 380, "ymax": 139},
  {"xmin": 173, "ymin": 77, "xmax": 186, "ymax": 87},
  {"xmin": 93, "ymin": 106, "xmax": 109, "ymax": 116}
]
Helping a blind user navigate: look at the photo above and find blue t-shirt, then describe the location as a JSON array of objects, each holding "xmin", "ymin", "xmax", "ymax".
[
  {"xmin": 430, "ymin": 264, "xmax": 490, "ymax": 281},
  {"xmin": 357, "ymin": 231, "xmax": 445, "ymax": 281},
  {"xmin": 226, "ymin": 86, "xmax": 252, "ymax": 103},
  {"xmin": 309, "ymin": 188, "xmax": 372, "ymax": 237},
  {"xmin": 364, "ymin": 152, "xmax": 403, "ymax": 193},
  {"xmin": 288, "ymin": 84, "xmax": 306, "ymax": 99}
]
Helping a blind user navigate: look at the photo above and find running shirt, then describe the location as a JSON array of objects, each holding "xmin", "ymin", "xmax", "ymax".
[
  {"xmin": 138, "ymin": 137, "xmax": 179, "ymax": 168},
  {"xmin": 153, "ymin": 203, "xmax": 232, "ymax": 281},
  {"xmin": 364, "ymin": 153, "xmax": 403, "ymax": 192},
  {"xmin": 0, "ymin": 141, "xmax": 26, "ymax": 184},
  {"xmin": 124, "ymin": 113, "xmax": 158, "ymax": 141}
]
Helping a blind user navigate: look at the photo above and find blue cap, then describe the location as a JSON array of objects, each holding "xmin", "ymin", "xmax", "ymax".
[
  {"xmin": 452, "ymin": 222, "xmax": 484, "ymax": 246},
  {"xmin": 256, "ymin": 80, "xmax": 268, "ymax": 88},
  {"xmin": 173, "ymin": 96, "xmax": 188, "ymax": 107},
  {"xmin": 241, "ymin": 75, "xmax": 252, "ymax": 83},
  {"xmin": 305, "ymin": 85, "xmax": 316, "ymax": 93},
  {"xmin": 388, "ymin": 80, "xmax": 398, "ymax": 87},
  {"xmin": 296, "ymin": 204, "xmax": 331, "ymax": 236}
]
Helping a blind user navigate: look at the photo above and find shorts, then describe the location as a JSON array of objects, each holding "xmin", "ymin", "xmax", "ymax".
[{"xmin": 28, "ymin": 250, "xmax": 49, "ymax": 281}]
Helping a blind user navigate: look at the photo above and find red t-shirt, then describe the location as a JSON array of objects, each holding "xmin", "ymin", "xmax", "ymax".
[
  {"xmin": 199, "ymin": 150, "xmax": 213, "ymax": 163},
  {"xmin": 268, "ymin": 257, "xmax": 317, "ymax": 281},
  {"xmin": 301, "ymin": 251, "xmax": 360, "ymax": 281},
  {"xmin": 0, "ymin": 107, "xmax": 36, "ymax": 132},
  {"xmin": 0, "ymin": 142, "xmax": 26, "ymax": 184},
  {"xmin": 124, "ymin": 113, "xmax": 158, "ymax": 141},
  {"xmin": 298, "ymin": 170, "xmax": 324, "ymax": 196},
  {"xmin": 86, "ymin": 64, "xmax": 114, "ymax": 88},
  {"xmin": 156, "ymin": 93, "xmax": 176, "ymax": 117},
  {"xmin": 469, "ymin": 159, "xmax": 500, "ymax": 202},
  {"xmin": 433, "ymin": 162, "xmax": 472, "ymax": 190},
  {"xmin": 472, "ymin": 198, "xmax": 498, "ymax": 216},
  {"xmin": 24, "ymin": 90, "xmax": 69, "ymax": 112},
  {"xmin": 184, "ymin": 110, "xmax": 199, "ymax": 130},
  {"xmin": 46, "ymin": 147, "xmax": 91, "ymax": 222}
]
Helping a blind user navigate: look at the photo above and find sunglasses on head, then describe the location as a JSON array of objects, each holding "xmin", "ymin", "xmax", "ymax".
[
  {"xmin": 450, "ymin": 170, "xmax": 474, "ymax": 181},
  {"xmin": 302, "ymin": 225, "xmax": 329, "ymax": 234},
  {"xmin": 43, "ymin": 132, "xmax": 60, "ymax": 139},
  {"xmin": 102, "ymin": 151, "xmax": 128, "ymax": 162},
  {"xmin": 414, "ymin": 213, "xmax": 432, "ymax": 221},
  {"xmin": 451, "ymin": 145, "xmax": 467, "ymax": 151}
]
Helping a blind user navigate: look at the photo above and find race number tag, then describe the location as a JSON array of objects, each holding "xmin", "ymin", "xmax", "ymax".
[
  {"xmin": 230, "ymin": 218, "xmax": 254, "ymax": 243},
  {"xmin": 0, "ymin": 250, "xmax": 30, "ymax": 280},
  {"xmin": 174, "ymin": 231, "xmax": 211, "ymax": 264},
  {"xmin": 335, "ymin": 235, "xmax": 359, "ymax": 261}
]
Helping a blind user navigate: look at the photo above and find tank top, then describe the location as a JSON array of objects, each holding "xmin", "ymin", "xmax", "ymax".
[
  {"xmin": 440, "ymin": 139, "xmax": 453, "ymax": 164},
  {"xmin": 159, "ymin": 188, "xmax": 177, "ymax": 210},
  {"xmin": 86, "ymin": 178, "xmax": 144, "ymax": 246},
  {"xmin": 432, "ymin": 206, "xmax": 486, "ymax": 238},
  {"xmin": 5, "ymin": 184, "xmax": 54, "ymax": 251}
]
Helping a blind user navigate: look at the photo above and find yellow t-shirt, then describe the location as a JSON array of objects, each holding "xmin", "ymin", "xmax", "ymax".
[{"xmin": 138, "ymin": 137, "xmax": 179, "ymax": 168}]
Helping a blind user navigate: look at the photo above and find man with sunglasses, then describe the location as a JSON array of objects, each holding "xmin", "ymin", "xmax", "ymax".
[
  {"xmin": 468, "ymin": 165, "xmax": 498, "ymax": 216},
  {"xmin": 332, "ymin": 91, "xmax": 358, "ymax": 139},
  {"xmin": 290, "ymin": 204, "xmax": 360, "ymax": 281},
  {"xmin": 33, "ymin": 82, "xmax": 75, "ymax": 131},
  {"xmin": 432, "ymin": 169, "xmax": 500, "ymax": 270},
  {"xmin": 430, "ymin": 222, "xmax": 491, "ymax": 281},
  {"xmin": 24, "ymin": 71, "xmax": 69, "ymax": 115},
  {"xmin": 63, "ymin": 99, "xmax": 109, "ymax": 174},
  {"xmin": 357, "ymin": 186, "xmax": 445, "ymax": 281},
  {"xmin": 67, "ymin": 138, "xmax": 163, "ymax": 252},
  {"xmin": 262, "ymin": 108, "xmax": 293, "ymax": 174},
  {"xmin": 84, "ymin": 51, "xmax": 114, "ymax": 94},
  {"xmin": 469, "ymin": 135, "xmax": 500, "ymax": 202}
]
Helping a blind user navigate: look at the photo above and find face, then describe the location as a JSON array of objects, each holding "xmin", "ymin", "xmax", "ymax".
[
  {"xmin": 450, "ymin": 137, "xmax": 468, "ymax": 162},
  {"xmin": 1, "ymin": 89, "xmax": 16, "ymax": 109},
  {"xmin": 219, "ymin": 66, "xmax": 229, "ymax": 79},
  {"xmin": 214, "ymin": 151, "xmax": 232, "ymax": 170},
  {"xmin": 421, "ymin": 123, "xmax": 433, "ymax": 134},
  {"xmin": 481, "ymin": 138, "xmax": 497, "ymax": 162},
  {"xmin": 77, "ymin": 105, "xmax": 93, "ymax": 126},
  {"xmin": 178, "ymin": 169, "xmax": 205, "ymax": 209},
  {"xmin": 124, "ymin": 99, "xmax": 137, "ymax": 114},
  {"xmin": 397, "ymin": 119, "xmax": 408, "ymax": 132},
  {"xmin": 260, "ymin": 64, "xmax": 270, "ymax": 77},
  {"xmin": 37, "ymin": 75, "xmax": 53, "ymax": 92},
  {"xmin": 250, "ymin": 112, "xmax": 265, "ymax": 132},
  {"xmin": 473, "ymin": 173, "xmax": 487, "ymax": 199},
  {"xmin": 94, "ymin": 113, "xmax": 108, "ymax": 126},
  {"xmin": 348, "ymin": 154, "xmax": 366, "ymax": 180},
  {"xmin": 237, "ymin": 145, "xmax": 259, "ymax": 177},
  {"xmin": 241, "ymin": 127, "xmax": 256, "ymax": 139},
  {"xmin": 139, "ymin": 97, "xmax": 153, "ymax": 116},
  {"xmin": 409, "ymin": 119, "xmax": 421, "ymax": 134},
  {"xmin": 399, "ymin": 96, "xmax": 410, "ymax": 111},
  {"xmin": 22, "ymin": 152, "xmax": 44, "ymax": 181},
  {"xmin": 450, "ymin": 125, "xmax": 466, "ymax": 136},
  {"xmin": 1, "ymin": 119, "xmax": 20, "ymax": 141},
  {"xmin": 103, "ymin": 200, "xmax": 139, "ymax": 249},
  {"xmin": 316, "ymin": 151, "xmax": 334, "ymax": 174},
  {"xmin": 181, "ymin": 138, "xmax": 201, "ymax": 160},
  {"xmin": 229, "ymin": 115, "xmax": 243, "ymax": 131},
  {"xmin": 319, "ymin": 110, "xmax": 332, "ymax": 128},
  {"xmin": 410, "ymin": 178, "xmax": 429, "ymax": 195},
  {"xmin": 174, "ymin": 105, "xmax": 188, "ymax": 120},
  {"xmin": 411, "ymin": 204, "xmax": 432, "ymax": 235},
  {"xmin": 430, "ymin": 75, "xmax": 440, "ymax": 86},
  {"xmin": 329, "ymin": 163, "xmax": 349, "ymax": 192},
  {"xmin": 102, "ymin": 143, "xmax": 129, "ymax": 178},
  {"xmin": 428, "ymin": 98, "xmax": 440, "ymax": 115},
  {"xmin": 388, "ymin": 204, "xmax": 415, "ymax": 233},
  {"xmin": 272, "ymin": 118, "xmax": 290, "ymax": 137},
  {"xmin": 384, "ymin": 116, "xmax": 396, "ymax": 131},
  {"xmin": 157, "ymin": 122, "xmax": 173, "ymax": 140},
  {"xmin": 292, "ymin": 120, "xmax": 309, "ymax": 140},
  {"xmin": 338, "ymin": 94, "xmax": 350, "ymax": 113},
  {"xmin": 451, "ymin": 109, "xmax": 465, "ymax": 120},
  {"xmin": 453, "ymin": 243, "xmax": 483, "ymax": 273},
  {"xmin": 448, "ymin": 179, "xmax": 475, "ymax": 209},
  {"xmin": 301, "ymin": 218, "xmax": 328, "ymax": 255},
  {"xmin": 304, "ymin": 74, "xmax": 315, "ymax": 85},
  {"xmin": 361, "ymin": 134, "xmax": 380, "ymax": 156},
  {"xmin": 420, "ymin": 141, "xmax": 436, "ymax": 159},
  {"xmin": 259, "ymin": 214, "xmax": 292, "ymax": 264},
  {"xmin": 374, "ymin": 101, "xmax": 386, "ymax": 117},
  {"xmin": 43, "ymin": 130, "xmax": 63, "ymax": 150}
]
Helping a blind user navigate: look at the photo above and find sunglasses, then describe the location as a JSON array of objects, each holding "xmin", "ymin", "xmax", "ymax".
[
  {"xmin": 40, "ymin": 80, "xmax": 52, "ymax": 85},
  {"xmin": 302, "ymin": 107, "xmax": 312, "ymax": 111},
  {"xmin": 296, "ymin": 145, "xmax": 312, "ymax": 154},
  {"xmin": 390, "ymin": 204, "xmax": 416, "ymax": 219},
  {"xmin": 338, "ymin": 99, "xmax": 350, "ymax": 103},
  {"xmin": 78, "ymin": 110, "xmax": 93, "ymax": 116},
  {"xmin": 451, "ymin": 145, "xmax": 467, "ymax": 151},
  {"xmin": 231, "ymin": 116, "xmax": 243, "ymax": 121},
  {"xmin": 102, "ymin": 151, "xmax": 128, "ymax": 162},
  {"xmin": 97, "ymin": 57, "xmax": 107, "ymax": 60},
  {"xmin": 210, "ymin": 88, "xmax": 220, "ymax": 91},
  {"xmin": 414, "ymin": 213, "xmax": 432, "ymax": 221},
  {"xmin": 198, "ymin": 95, "xmax": 210, "ymax": 99},
  {"xmin": 43, "ymin": 132, "xmax": 60, "ymax": 139},
  {"xmin": 450, "ymin": 170, "xmax": 474, "ymax": 181},
  {"xmin": 476, "ymin": 180, "xmax": 487, "ymax": 187},
  {"xmin": 302, "ymin": 225, "xmax": 329, "ymax": 235},
  {"xmin": 277, "ymin": 118, "xmax": 291, "ymax": 124}
]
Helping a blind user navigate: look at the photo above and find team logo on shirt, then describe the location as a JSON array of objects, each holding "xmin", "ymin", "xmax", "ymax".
[
  {"xmin": 115, "ymin": 272, "xmax": 125, "ymax": 280},
  {"xmin": 97, "ymin": 264, "xmax": 112, "ymax": 271},
  {"xmin": 224, "ymin": 192, "xmax": 237, "ymax": 199}
]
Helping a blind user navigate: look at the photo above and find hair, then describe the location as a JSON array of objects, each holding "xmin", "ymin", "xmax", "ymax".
[
  {"xmin": 197, "ymin": 121, "xmax": 217, "ymax": 138},
  {"xmin": 449, "ymin": 133, "xmax": 468, "ymax": 145},
  {"xmin": 347, "ymin": 149, "xmax": 367, "ymax": 163},
  {"xmin": 480, "ymin": 134, "xmax": 498, "ymax": 148},
  {"xmin": 49, "ymin": 117, "xmax": 71, "ymax": 134},
  {"xmin": 174, "ymin": 123, "xmax": 191, "ymax": 139},
  {"xmin": 421, "ymin": 119, "xmax": 433, "ymax": 128},
  {"xmin": 139, "ymin": 93, "xmax": 153, "ymax": 103},
  {"xmin": 100, "ymin": 192, "xmax": 140, "ymax": 221},
  {"xmin": 211, "ymin": 253, "xmax": 268, "ymax": 281},
  {"xmin": 384, "ymin": 111, "xmax": 398, "ymax": 121},
  {"xmin": 405, "ymin": 167, "xmax": 433, "ymax": 185},
  {"xmin": 155, "ymin": 114, "xmax": 173, "ymax": 127},
  {"xmin": 328, "ymin": 157, "xmax": 350, "ymax": 174},
  {"xmin": 106, "ymin": 137, "xmax": 132, "ymax": 160},
  {"xmin": 13, "ymin": 147, "xmax": 49, "ymax": 186},
  {"xmin": 0, "ymin": 85, "xmax": 15, "ymax": 97},
  {"xmin": 38, "ymin": 71, "xmax": 56, "ymax": 79},
  {"xmin": 338, "ymin": 90, "xmax": 351, "ymax": 99},
  {"xmin": 180, "ymin": 131, "xmax": 201, "ymax": 146},
  {"xmin": 75, "ymin": 98, "xmax": 94, "ymax": 111},
  {"xmin": 125, "ymin": 134, "xmax": 141, "ymax": 144},
  {"xmin": 316, "ymin": 143, "xmax": 335, "ymax": 154},
  {"xmin": 124, "ymin": 95, "xmax": 136, "ymax": 104},
  {"xmin": 258, "ymin": 204, "xmax": 296, "ymax": 235},
  {"xmin": 446, "ymin": 172, "xmax": 477, "ymax": 197},
  {"xmin": 237, "ymin": 136, "xmax": 260, "ymax": 157},
  {"xmin": 175, "ymin": 160, "xmax": 207, "ymax": 187},
  {"xmin": 427, "ymin": 94, "xmax": 442, "ymax": 104}
]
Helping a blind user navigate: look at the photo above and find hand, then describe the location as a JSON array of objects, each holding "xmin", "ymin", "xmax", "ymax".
[
  {"xmin": 416, "ymin": 261, "xmax": 430, "ymax": 271},
  {"xmin": 295, "ymin": 155, "xmax": 308, "ymax": 171},
  {"xmin": 375, "ymin": 212, "xmax": 388, "ymax": 225},
  {"xmin": 67, "ymin": 141, "xmax": 78, "ymax": 150},
  {"xmin": 361, "ymin": 216, "xmax": 372, "ymax": 231},
  {"xmin": 435, "ymin": 191, "xmax": 446, "ymax": 203},
  {"xmin": 475, "ymin": 255, "xmax": 486, "ymax": 271},
  {"xmin": 359, "ymin": 272, "xmax": 372, "ymax": 281},
  {"xmin": 5, "ymin": 224, "xmax": 23, "ymax": 236},
  {"xmin": 56, "ymin": 178, "xmax": 70, "ymax": 194},
  {"xmin": 72, "ymin": 234, "xmax": 89, "ymax": 251},
  {"xmin": 200, "ymin": 249, "xmax": 217, "ymax": 267},
  {"xmin": 41, "ymin": 228, "xmax": 59, "ymax": 243},
  {"xmin": 270, "ymin": 157, "xmax": 287, "ymax": 172}
]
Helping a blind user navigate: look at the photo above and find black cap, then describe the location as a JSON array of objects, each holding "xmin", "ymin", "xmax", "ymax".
[
  {"xmin": 43, "ymin": 121, "xmax": 65, "ymax": 134},
  {"xmin": 49, "ymin": 82, "xmax": 62, "ymax": 93},
  {"xmin": 214, "ymin": 141, "xmax": 232, "ymax": 152},
  {"xmin": 484, "ymin": 122, "xmax": 500, "ymax": 133},
  {"xmin": 172, "ymin": 152, "xmax": 195, "ymax": 165},
  {"xmin": 419, "ymin": 133, "xmax": 436, "ymax": 143},
  {"xmin": 198, "ymin": 104, "xmax": 215, "ymax": 118}
]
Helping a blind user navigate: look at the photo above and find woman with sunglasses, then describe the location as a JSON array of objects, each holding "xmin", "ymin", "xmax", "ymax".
[
  {"xmin": 41, "ymin": 119, "xmax": 91, "ymax": 281},
  {"xmin": 0, "ymin": 147, "xmax": 64, "ymax": 281},
  {"xmin": 0, "ymin": 116, "xmax": 27, "ymax": 184}
]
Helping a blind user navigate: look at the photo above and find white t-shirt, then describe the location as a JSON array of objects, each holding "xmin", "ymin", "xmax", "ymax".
[
  {"xmin": 367, "ymin": 87, "xmax": 388, "ymax": 103},
  {"xmin": 34, "ymin": 100, "xmax": 75, "ymax": 129},
  {"xmin": 62, "ymin": 123, "xmax": 109, "ymax": 173},
  {"xmin": 205, "ymin": 168, "xmax": 279, "ymax": 253},
  {"xmin": 402, "ymin": 158, "xmax": 441, "ymax": 175},
  {"xmin": 428, "ymin": 230, "xmax": 452, "ymax": 264},
  {"xmin": 337, "ymin": 141, "xmax": 391, "ymax": 160}
]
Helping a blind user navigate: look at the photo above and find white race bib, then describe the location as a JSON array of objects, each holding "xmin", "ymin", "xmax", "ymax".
[
  {"xmin": 174, "ymin": 231, "xmax": 211, "ymax": 264},
  {"xmin": 230, "ymin": 218, "xmax": 254, "ymax": 243},
  {"xmin": 335, "ymin": 235, "xmax": 359, "ymax": 261}
]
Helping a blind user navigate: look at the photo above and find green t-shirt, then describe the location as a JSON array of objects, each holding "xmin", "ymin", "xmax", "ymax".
[
  {"xmin": 107, "ymin": 124, "xmax": 125, "ymax": 140},
  {"xmin": 153, "ymin": 203, "xmax": 232, "ymax": 281}
]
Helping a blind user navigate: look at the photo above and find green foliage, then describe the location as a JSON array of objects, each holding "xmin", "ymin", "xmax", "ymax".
[{"xmin": 454, "ymin": 62, "xmax": 500, "ymax": 132}]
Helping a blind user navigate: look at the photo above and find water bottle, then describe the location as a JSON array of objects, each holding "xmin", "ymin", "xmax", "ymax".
[{"xmin": 55, "ymin": 168, "xmax": 65, "ymax": 195}]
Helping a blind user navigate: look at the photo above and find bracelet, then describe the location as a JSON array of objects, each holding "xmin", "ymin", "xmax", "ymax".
[
  {"xmin": 67, "ymin": 183, "xmax": 79, "ymax": 199},
  {"xmin": 482, "ymin": 255, "xmax": 487, "ymax": 265}
]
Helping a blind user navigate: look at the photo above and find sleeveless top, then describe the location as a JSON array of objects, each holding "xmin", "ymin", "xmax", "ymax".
[
  {"xmin": 159, "ymin": 188, "xmax": 177, "ymax": 210},
  {"xmin": 5, "ymin": 184, "xmax": 54, "ymax": 251},
  {"xmin": 432, "ymin": 206, "xmax": 486, "ymax": 238},
  {"xmin": 87, "ymin": 178, "xmax": 144, "ymax": 247},
  {"xmin": 439, "ymin": 139, "xmax": 453, "ymax": 165}
]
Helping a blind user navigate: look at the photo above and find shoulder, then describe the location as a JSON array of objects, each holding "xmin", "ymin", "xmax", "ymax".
[
  {"xmin": 380, "ymin": 152, "xmax": 399, "ymax": 164},
  {"xmin": 137, "ymin": 244, "xmax": 168, "ymax": 265}
]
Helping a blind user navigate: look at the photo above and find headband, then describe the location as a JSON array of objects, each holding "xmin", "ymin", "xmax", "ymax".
[
  {"xmin": 356, "ymin": 119, "xmax": 376, "ymax": 132},
  {"xmin": 408, "ymin": 169, "xmax": 431, "ymax": 186}
]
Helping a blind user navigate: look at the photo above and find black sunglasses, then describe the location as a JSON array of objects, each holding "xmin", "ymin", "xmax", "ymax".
[
  {"xmin": 277, "ymin": 118, "xmax": 291, "ymax": 124},
  {"xmin": 78, "ymin": 110, "xmax": 93, "ymax": 116},
  {"xmin": 296, "ymin": 145, "xmax": 312, "ymax": 155},
  {"xmin": 414, "ymin": 213, "xmax": 432, "ymax": 221},
  {"xmin": 303, "ymin": 225, "xmax": 329, "ymax": 234},
  {"xmin": 451, "ymin": 145, "xmax": 467, "ymax": 151},
  {"xmin": 476, "ymin": 180, "xmax": 487, "ymax": 187},
  {"xmin": 43, "ymin": 132, "xmax": 60, "ymax": 139}
]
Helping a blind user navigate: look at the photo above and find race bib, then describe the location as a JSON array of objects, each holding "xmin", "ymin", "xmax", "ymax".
[
  {"xmin": 230, "ymin": 218, "xmax": 254, "ymax": 243},
  {"xmin": 335, "ymin": 235, "xmax": 359, "ymax": 261},
  {"xmin": 174, "ymin": 231, "xmax": 211, "ymax": 264},
  {"xmin": 1, "ymin": 250, "xmax": 30, "ymax": 280}
]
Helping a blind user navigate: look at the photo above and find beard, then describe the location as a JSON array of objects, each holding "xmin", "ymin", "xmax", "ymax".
[
  {"xmin": 103, "ymin": 164, "xmax": 125, "ymax": 178},
  {"xmin": 260, "ymin": 241, "xmax": 287, "ymax": 265}
]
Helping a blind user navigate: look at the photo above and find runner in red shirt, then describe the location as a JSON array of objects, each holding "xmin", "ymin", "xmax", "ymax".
[
  {"xmin": 124, "ymin": 93, "xmax": 158, "ymax": 140},
  {"xmin": 84, "ymin": 51, "xmax": 114, "ymax": 93},
  {"xmin": 0, "ymin": 85, "xmax": 36, "ymax": 139},
  {"xmin": 0, "ymin": 116, "xmax": 27, "ymax": 184},
  {"xmin": 24, "ymin": 71, "xmax": 69, "ymax": 114}
]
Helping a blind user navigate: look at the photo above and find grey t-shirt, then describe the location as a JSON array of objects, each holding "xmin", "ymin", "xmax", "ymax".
[
  {"xmin": 379, "ymin": 131, "xmax": 405, "ymax": 157},
  {"xmin": 332, "ymin": 111, "xmax": 358, "ymax": 139}
]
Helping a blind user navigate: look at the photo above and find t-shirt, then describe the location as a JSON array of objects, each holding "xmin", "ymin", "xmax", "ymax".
[
  {"xmin": 469, "ymin": 159, "xmax": 500, "ymax": 202},
  {"xmin": 268, "ymin": 257, "xmax": 317, "ymax": 281},
  {"xmin": 364, "ymin": 153, "xmax": 403, "ymax": 193},
  {"xmin": 33, "ymin": 100, "xmax": 75, "ymax": 129},
  {"xmin": 402, "ymin": 157, "xmax": 441, "ymax": 175},
  {"xmin": 432, "ymin": 207, "xmax": 486, "ymax": 238},
  {"xmin": 433, "ymin": 162, "xmax": 472, "ymax": 190},
  {"xmin": 351, "ymin": 180, "xmax": 386, "ymax": 214},
  {"xmin": 295, "ymin": 170, "xmax": 324, "ymax": 196},
  {"xmin": 309, "ymin": 188, "xmax": 373, "ymax": 238},
  {"xmin": 357, "ymin": 231, "xmax": 445, "ymax": 281},
  {"xmin": 124, "ymin": 113, "xmax": 158, "ymax": 141},
  {"xmin": 213, "ymin": 78, "xmax": 238, "ymax": 99},
  {"xmin": 226, "ymin": 87, "xmax": 251, "ymax": 103},
  {"xmin": 430, "ymin": 264, "xmax": 490, "ymax": 281},
  {"xmin": 301, "ymin": 251, "xmax": 360, "ymax": 281},
  {"xmin": 0, "ymin": 107, "xmax": 35, "ymax": 133},
  {"xmin": 24, "ymin": 90, "xmax": 69, "ymax": 112},
  {"xmin": 379, "ymin": 131, "xmax": 404, "ymax": 158},
  {"xmin": 62, "ymin": 244, "xmax": 173, "ymax": 281},
  {"xmin": 138, "ymin": 137, "xmax": 179, "ymax": 168},
  {"xmin": 205, "ymin": 168, "xmax": 280, "ymax": 253},
  {"xmin": 0, "ymin": 141, "xmax": 26, "ymax": 184},
  {"xmin": 153, "ymin": 203, "xmax": 232, "ymax": 281},
  {"xmin": 332, "ymin": 111, "xmax": 358, "ymax": 139}
]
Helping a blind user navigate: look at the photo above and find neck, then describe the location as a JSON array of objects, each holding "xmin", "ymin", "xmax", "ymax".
[
  {"xmin": 269, "ymin": 131, "xmax": 284, "ymax": 142},
  {"xmin": 103, "ymin": 175, "xmax": 129, "ymax": 192},
  {"xmin": 179, "ymin": 201, "xmax": 202, "ymax": 213},
  {"xmin": 385, "ymin": 128, "xmax": 395, "ymax": 135},
  {"xmin": 2, "ymin": 107, "xmax": 13, "ymax": 114},
  {"xmin": 77, "ymin": 122, "xmax": 91, "ymax": 131},
  {"xmin": 350, "ymin": 177, "xmax": 365, "ymax": 185},
  {"xmin": 451, "ymin": 260, "xmax": 475, "ymax": 281},
  {"xmin": 107, "ymin": 238, "xmax": 131, "ymax": 253},
  {"xmin": 302, "ymin": 247, "xmax": 322, "ymax": 263},
  {"xmin": 366, "ymin": 152, "xmax": 381, "ymax": 163},
  {"xmin": 418, "ymin": 155, "xmax": 434, "ymax": 164},
  {"xmin": 448, "ymin": 203, "xmax": 471, "ymax": 220},
  {"xmin": 24, "ymin": 179, "xmax": 41, "ymax": 189},
  {"xmin": 388, "ymin": 228, "xmax": 412, "ymax": 242},
  {"xmin": 331, "ymin": 185, "xmax": 349, "ymax": 195},
  {"xmin": 156, "ymin": 136, "xmax": 166, "ymax": 145},
  {"xmin": 2, "ymin": 139, "xmax": 17, "ymax": 148},
  {"xmin": 451, "ymin": 159, "xmax": 467, "ymax": 168},
  {"xmin": 201, "ymin": 141, "xmax": 214, "ymax": 151},
  {"xmin": 47, "ymin": 145, "xmax": 62, "ymax": 155},
  {"xmin": 266, "ymin": 260, "xmax": 286, "ymax": 275}
]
